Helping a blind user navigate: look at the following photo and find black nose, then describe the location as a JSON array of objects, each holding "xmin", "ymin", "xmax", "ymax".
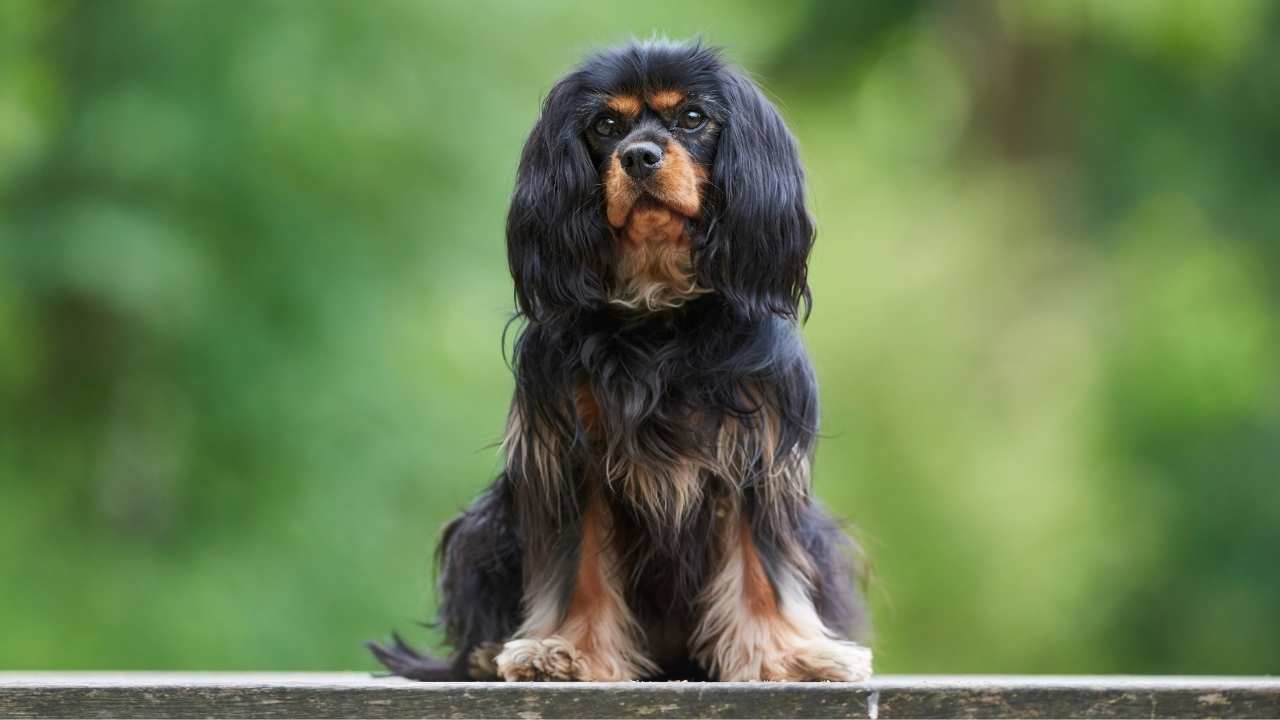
[{"xmin": 620, "ymin": 141, "xmax": 663, "ymax": 180}]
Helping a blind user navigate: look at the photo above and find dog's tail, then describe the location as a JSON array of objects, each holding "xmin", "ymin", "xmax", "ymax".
[
  {"xmin": 366, "ymin": 633, "xmax": 455, "ymax": 681},
  {"xmin": 370, "ymin": 483, "xmax": 521, "ymax": 682}
]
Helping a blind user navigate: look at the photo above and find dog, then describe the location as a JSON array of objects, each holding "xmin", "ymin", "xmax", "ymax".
[{"xmin": 370, "ymin": 39, "xmax": 873, "ymax": 683}]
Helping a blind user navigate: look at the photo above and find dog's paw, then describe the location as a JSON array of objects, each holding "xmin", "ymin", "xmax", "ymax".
[
  {"xmin": 495, "ymin": 636, "xmax": 588, "ymax": 681},
  {"xmin": 770, "ymin": 640, "xmax": 873, "ymax": 682}
]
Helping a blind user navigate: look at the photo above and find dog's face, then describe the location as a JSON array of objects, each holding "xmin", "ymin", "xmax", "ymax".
[
  {"xmin": 589, "ymin": 90, "xmax": 712, "ymax": 228},
  {"xmin": 588, "ymin": 87, "xmax": 716, "ymax": 310},
  {"xmin": 507, "ymin": 41, "xmax": 814, "ymax": 322}
]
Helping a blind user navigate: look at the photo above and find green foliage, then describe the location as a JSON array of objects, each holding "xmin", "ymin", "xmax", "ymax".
[{"xmin": 2, "ymin": 0, "xmax": 1278, "ymax": 673}]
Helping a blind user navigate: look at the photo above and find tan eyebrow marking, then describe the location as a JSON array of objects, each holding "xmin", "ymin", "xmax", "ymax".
[
  {"xmin": 648, "ymin": 90, "xmax": 686, "ymax": 112},
  {"xmin": 606, "ymin": 95, "xmax": 642, "ymax": 118}
]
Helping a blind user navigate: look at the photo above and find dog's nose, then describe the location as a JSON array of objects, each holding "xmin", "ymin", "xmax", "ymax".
[{"xmin": 620, "ymin": 141, "xmax": 664, "ymax": 180}]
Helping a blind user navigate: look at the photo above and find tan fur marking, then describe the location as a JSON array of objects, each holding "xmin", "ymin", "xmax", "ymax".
[
  {"xmin": 496, "ymin": 493, "xmax": 656, "ymax": 681},
  {"xmin": 604, "ymin": 153, "xmax": 642, "ymax": 229},
  {"xmin": 564, "ymin": 495, "xmax": 609, "ymax": 656},
  {"xmin": 623, "ymin": 208, "xmax": 681, "ymax": 247},
  {"xmin": 739, "ymin": 521, "xmax": 781, "ymax": 618},
  {"xmin": 648, "ymin": 142, "xmax": 704, "ymax": 218},
  {"xmin": 606, "ymin": 95, "xmax": 642, "ymax": 118},
  {"xmin": 691, "ymin": 507, "xmax": 873, "ymax": 682},
  {"xmin": 648, "ymin": 89, "xmax": 686, "ymax": 112}
]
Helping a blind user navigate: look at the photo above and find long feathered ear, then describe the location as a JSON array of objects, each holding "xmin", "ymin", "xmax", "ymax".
[
  {"xmin": 507, "ymin": 75, "xmax": 610, "ymax": 322},
  {"xmin": 699, "ymin": 70, "xmax": 815, "ymax": 320}
]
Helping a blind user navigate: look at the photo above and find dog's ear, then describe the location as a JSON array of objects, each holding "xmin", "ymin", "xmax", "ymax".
[
  {"xmin": 699, "ymin": 70, "xmax": 814, "ymax": 320},
  {"xmin": 507, "ymin": 75, "xmax": 610, "ymax": 321}
]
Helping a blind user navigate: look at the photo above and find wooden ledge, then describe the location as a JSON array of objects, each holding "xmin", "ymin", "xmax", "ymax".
[{"xmin": 2, "ymin": 673, "xmax": 1278, "ymax": 719}]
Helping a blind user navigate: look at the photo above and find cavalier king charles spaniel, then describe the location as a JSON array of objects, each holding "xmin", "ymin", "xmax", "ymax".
[{"xmin": 371, "ymin": 39, "xmax": 873, "ymax": 683}]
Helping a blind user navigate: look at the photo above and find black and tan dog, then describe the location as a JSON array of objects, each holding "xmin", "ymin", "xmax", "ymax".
[{"xmin": 371, "ymin": 39, "xmax": 872, "ymax": 683}]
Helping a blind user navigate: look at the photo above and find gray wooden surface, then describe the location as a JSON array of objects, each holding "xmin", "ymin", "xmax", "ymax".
[{"xmin": 1, "ymin": 673, "xmax": 1278, "ymax": 719}]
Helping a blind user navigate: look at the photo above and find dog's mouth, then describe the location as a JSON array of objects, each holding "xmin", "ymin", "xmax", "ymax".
[
  {"xmin": 607, "ymin": 178, "xmax": 689, "ymax": 230},
  {"xmin": 610, "ymin": 192, "xmax": 690, "ymax": 230},
  {"xmin": 615, "ymin": 195, "xmax": 694, "ymax": 245},
  {"xmin": 606, "ymin": 183, "xmax": 701, "ymax": 231}
]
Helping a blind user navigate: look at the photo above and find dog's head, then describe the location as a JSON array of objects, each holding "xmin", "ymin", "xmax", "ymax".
[{"xmin": 507, "ymin": 40, "xmax": 814, "ymax": 322}]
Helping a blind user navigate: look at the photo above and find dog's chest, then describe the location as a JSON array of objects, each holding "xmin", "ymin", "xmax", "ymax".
[
  {"xmin": 575, "ymin": 369, "xmax": 741, "ymax": 530},
  {"xmin": 575, "ymin": 372, "xmax": 704, "ymax": 443}
]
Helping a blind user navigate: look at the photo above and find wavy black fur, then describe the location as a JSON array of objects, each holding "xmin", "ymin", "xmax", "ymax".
[{"xmin": 370, "ymin": 39, "xmax": 868, "ymax": 681}]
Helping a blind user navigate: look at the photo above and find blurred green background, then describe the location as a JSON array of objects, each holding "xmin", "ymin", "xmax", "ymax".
[{"xmin": 2, "ymin": 0, "xmax": 1279, "ymax": 674}]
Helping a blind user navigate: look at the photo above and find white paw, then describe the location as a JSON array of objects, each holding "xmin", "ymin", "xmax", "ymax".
[
  {"xmin": 777, "ymin": 640, "xmax": 873, "ymax": 682},
  {"xmin": 494, "ymin": 636, "xmax": 587, "ymax": 681}
]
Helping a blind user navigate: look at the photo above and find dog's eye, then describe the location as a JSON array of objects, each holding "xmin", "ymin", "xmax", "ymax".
[
  {"xmin": 677, "ymin": 108, "xmax": 706, "ymax": 131},
  {"xmin": 593, "ymin": 116, "xmax": 619, "ymax": 137}
]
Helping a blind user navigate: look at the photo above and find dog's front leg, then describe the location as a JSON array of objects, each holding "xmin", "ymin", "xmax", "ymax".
[
  {"xmin": 691, "ymin": 506, "xmax": 873, "ymax": 681},
  {"xmin": 494, "ymin": 493, "xmax": 655, "ymax": 682}
]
